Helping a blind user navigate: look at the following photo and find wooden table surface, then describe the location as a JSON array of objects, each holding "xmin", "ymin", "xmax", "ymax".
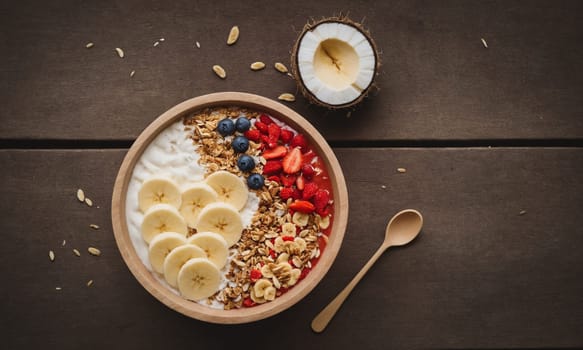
[{"xmin": 2, "ymin": 1, "xmax": 582, "ymax": 349}]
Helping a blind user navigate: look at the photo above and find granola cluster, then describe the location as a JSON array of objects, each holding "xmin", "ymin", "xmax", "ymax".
[{"xmin": 183, "ymin": 107, "xmax": 328, "ymax": 309}]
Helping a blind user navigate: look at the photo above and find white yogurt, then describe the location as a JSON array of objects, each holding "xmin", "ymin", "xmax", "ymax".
[{"xmin": 125, "ymin": 119, "xmax": 259, "ymax": 308}]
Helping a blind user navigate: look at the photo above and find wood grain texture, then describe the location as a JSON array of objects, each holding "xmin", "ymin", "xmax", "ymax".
[
  {"xmin": 1, "ymin": 149, "xmax": 582, "ymax": 349},
  {"xmin": 1, "ymin": 0, "xmax": 582, "ymax": 141}
]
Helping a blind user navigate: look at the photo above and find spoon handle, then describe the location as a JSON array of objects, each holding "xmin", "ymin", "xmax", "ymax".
[{"xmin": 311, "ymin": 243, "xmax": 389, "ymax": 333}]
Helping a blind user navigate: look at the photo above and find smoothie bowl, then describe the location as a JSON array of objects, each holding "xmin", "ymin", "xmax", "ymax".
[{"xmin": 111, "ymin": 92, "xmax": 348, "ymax": 324}]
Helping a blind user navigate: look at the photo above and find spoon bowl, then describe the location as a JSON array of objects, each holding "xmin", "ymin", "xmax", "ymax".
[{"xmin": 311, "ymin": 209, "xmax": 423, "ymax": 333}]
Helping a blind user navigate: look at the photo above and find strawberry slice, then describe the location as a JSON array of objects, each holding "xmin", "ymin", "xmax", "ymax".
[
  {"xmin": 302, "ymin": 182, "xmax": 319, "ymax": 200},
  {"xmin": 244, "ymin": 129, "xmax": 261, "ymax": 142},
  {"xmin": 262, "ymin": 160, "xmax": 283, "ymax": 174},
  {"xmin": 280, "ymin": 174, "xmax": 297, "ymax": 187},
  {"xmin": 296, "ymin": 174, "xmax": 305, "ymax": 190},
  {"xmin": 267, "ymin": 175, "xmax": 281, "ymax": 184},
  {"xmin": 259, "ymin": 114, "xmax": 275, "ymax": 125},
  {"xmin": 267, "ymin": 123, "xmax": 281, "ymax": 148},
  {"xmin": 289, "ymin": 200, "xmax": 315, "ymax": 213},
  {"xmin": 280, "ymin": 129, "xmax": 294, "ymax": 144},
  {"xmin": 282, "ymin": 147, "xmax": 302, "ymax": 174},
  {"xmin": 263, "ymin": 145, "xmax": 287, "ymax": 160},
  {"xmin": 255, "ymin": 121, "xmax": 269, "ymax": 134}
]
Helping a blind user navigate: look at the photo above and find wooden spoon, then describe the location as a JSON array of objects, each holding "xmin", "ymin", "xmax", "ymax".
[{"xmin": 311, "ymin": 209, "xmax": 424, "ymax": 333}]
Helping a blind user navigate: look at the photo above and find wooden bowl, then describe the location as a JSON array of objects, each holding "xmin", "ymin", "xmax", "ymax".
[{"xmin": 111, "ymin": 92, "xmax": 348, "ymax": 324}]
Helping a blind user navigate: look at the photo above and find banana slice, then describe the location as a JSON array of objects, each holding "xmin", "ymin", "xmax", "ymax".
[
  {"xmin": 179, "ymin": 183, "xmax": 218, "ymax": 227},
  {"xmin": 148, "ymin": 232, "xmax": 187, "ymax": 274},
  {"xmin": 205, "ymin": 171, "xmax": 248, "ymax": 210},
  {"xmin": 177, "ymin": 257, "xmax": 222, "ymax": 301},
  {"xmin": 138, "ymin": 176, "xmax": 182, "ymax": 213},
  {"xmin": 141, "ymin": 203, "xmax": 188, "ymax": 244},
  {"xmin": 196, "ymin": 202, "xmax": 243, "ymax": 246},
  {"xmin": 187, "ymin": 232, "xmax": 229, "ymax": 269},
  {"xmin": 163, "ymin": 244, "xmax": 206, "ymax": 287},
  {"xmin": 253, "ymin": 278, "xmax": 273, "ymax": 298}
]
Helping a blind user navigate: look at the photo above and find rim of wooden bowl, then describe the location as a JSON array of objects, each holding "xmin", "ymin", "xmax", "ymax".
[{"xmin": 111, "ymin": 92, "xmax": 348, "ymax": 324}]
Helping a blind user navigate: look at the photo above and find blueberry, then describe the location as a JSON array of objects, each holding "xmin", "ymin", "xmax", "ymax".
[
  {"xmin": 247, "ymin": 173, "xmax": 265, "ymax": 190},
  {"xmin": 217, "ymin": 118, "xmax": 235, "ymax": 136},
  {"xmin": 235, "ymin": 117, "xmax": 251, "ymax": 132},
  {"xmin": 232, "ymin": 136, "xmax": 249, "ymax": 153},
  {"xmin": 237, "ymin": 155, "xmax": 255, "ymax": 172}
]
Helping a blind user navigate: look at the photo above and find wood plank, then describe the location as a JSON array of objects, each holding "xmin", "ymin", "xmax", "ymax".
[
  {"xmin": 1, "ymin": 148, "xmax": 582, "ymax": 349},
  {"xmin": 1, "ymin": 0, "xmax": 582, "ymax": 141}
]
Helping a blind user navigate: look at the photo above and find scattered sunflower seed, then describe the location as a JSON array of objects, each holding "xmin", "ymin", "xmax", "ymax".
[
  {"xmin": 85, "ymin": 198, "xmax": 93, "ymax": 207},
  {"xmin": 381, "ymin": 185, "xmax": 386, "ymax": 189},
  {"xmin": 73, "ymin": 249, "xmax": 81, "ymax": 257},
  {"xmin": 76, "ymin": 189, "xmax": 85, "ymax": 202},
  {"xmin": 250, "ymin": 62, "xmax": 266, "ymax": 71},
  {"xmin": 87, "ymin": 280, "xmax": 94, "ymax": 287},
  {"xmin": 85, "ymin": 42, "xmax": 94, "ymax": 49},
  {"xmin": 397, "ymin": 168, "xmax": 407, "ymax": 173},
  {"xmin": 278, "ymin": 93, "xmax": 295, "ymax": 102},
  {"xmin": 227, "ymin": 26, "xmax": 240, "ymax": 45},
  {"xmin": 212, "ymin": 65, "xmax": 226, "ymax": 79},
  {"xmin": 130, "ymin": 70, "xmax": 135, "ymax": 78},
  {"xmin": 89, "ymin": 224, "xmax": 100, "ymax": 230},
  {"xmin": 153, "ymin": 41, "xmax": 160, "ymax": 47},
  {"xmin": 481, "ymin": 38, "xmax": 488, "ymax": 48},
  {"xmin": 115, "ymin": 47, "xmax": 124, "ymax": 58},
  {"xmin": 196, "ymin": 41, "xmax": 201, "ymax": 48},
  {"xmin": 274, "ymin": 62, "xmax": 288, "ymax": 73},
  {"xmin": 519, "ymin": 210, "xmax": 527, "ymax": 216},
  {"xmin": 88, "ymin": 247, "xmax": 101, "ymax": 256},
  {"xmin": 49, "ymin": 250, "xmax": 55, "ymax": 262},
  {"xmin": 159, "ymin": 38, "xmax": 165, "ymax": 42},
  {"xmin": 55, "ymin": 287, "xmax": 62, "ymax": 291},
  {"xmin": 62, "ymin": 240, "xmax": 66, "ymax": 246}
]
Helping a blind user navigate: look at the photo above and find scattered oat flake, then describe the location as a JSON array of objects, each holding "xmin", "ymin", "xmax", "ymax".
[
  {"xmin": 278, "ymin": 93, "xmax": 295, "ymax": 102},
  {"xmin": 85, "ymin": 42, "xmax": 94, "ymax": 49},
  {"xmin": 227, "ymin": 26, "xmax": 239, "ymax": 45},
  {"xmin": 88, "ymin": 247, "xmax": 101, "ymax": 256},
  {"xmin": 85, "ymin": 198, "xmax": 93, "ymax": 207},
  {"xmin": 274, "ymin": 62, "xmax": 288, "ymax": 73},
  {"xmin": 196, "ymin": 41, "xmax": 201, "ymax": 48},
  {"xmin": 481, "ymin": 38, "xmax": 488, "ymax": 48},
  {"xmin": 212, "ymin": 65, "xmax": 226, "ymax": 79},
  {"xmin": 115, "ymin": 47, "xmax": 124, "ymax": 58},
  {"xmin": 250, "ymin": 62, "xmax": 266, "ymax": 71},
  {"xmin": 49, "ymin": 250, "xmax": 55, "ymax": 262},
  {"xmin": 89, "ymin": 224, "xmax": 100, "ymax": 229},
  {"xmin": 76, "ymin": 189, "xmax": 85, "ymax": 202},
  {"xmin": 519, "ymin": 210, "xmax": 527, "ymax": 216},
  {"xmin": 381, "ymin": 185, "xmax": 386, "ymax": 189},
  {"xmin": 159, "ymin": 38, "xmax": 165, "ymax": 42},
  {"xmin": 397, "ymin": 168, "xmax": 407, "ymax": 173},
  {"xmin": 87, "ymin": 280, "xmax": 94, "ymax": 287},
  {"xmin": 55, "ymin": 287, "xmax": 62, "ymax": 291},
  {"xmin": 346, "ymin": 111, "xmax": 352, "ymax": 118},
  {"xmin": 153, "ymin": 41, "xmax": 160, "ymax": 47},
  {"xmin": 73, "ymin": 249, "xmax": 81, "ymax": 257},
  {"xmin": 130, "ymin": 70, "xmax": 135, "ymax": 77},
  {"xmin": 62, "ymin": 240, "xmax": 66, "ymax": 246}
]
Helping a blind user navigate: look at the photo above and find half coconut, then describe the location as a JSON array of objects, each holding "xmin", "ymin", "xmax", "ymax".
[{"xmin": 291, "ymin": 16, "xmax": 380, "ymax": 109}]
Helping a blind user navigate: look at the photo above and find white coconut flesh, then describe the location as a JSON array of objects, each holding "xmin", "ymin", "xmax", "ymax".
[{"xmin": 297, "ymin": 22, "xmax": 376, "ymax": 106}]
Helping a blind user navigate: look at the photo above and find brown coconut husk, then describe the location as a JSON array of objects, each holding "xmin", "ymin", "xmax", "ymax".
[{"xmin": 290, "ymin": 14, "xmax": 381, "ymax": 110}]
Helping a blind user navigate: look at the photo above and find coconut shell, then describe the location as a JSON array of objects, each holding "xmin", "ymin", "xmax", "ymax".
[{"xmin": 290, "ymin": 15, "xmax": 381, "ymax": 110}]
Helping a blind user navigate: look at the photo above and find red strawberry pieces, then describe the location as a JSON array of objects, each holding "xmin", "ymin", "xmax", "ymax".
[
  {"xmin": 302, "ymin": 182, "xmax": 319, "ymax": 200},
  {"xmin": 263, "ymin": 145, "xmax": 287, "ymax": 160},
  {"xmin": 313, "ymin": 189, "xmax": 330, "ymax": 212},
  {"xmin": 263, "ymin": 160, "xmax": 282, "ymax": 174},
  {"xmin": 259, "ymin": 114, "xmax": 275, "ymax": 125},
  {"xmin": 279, "ymin": 187, "xmax": 299, "ymax": 201},
  {"xmin": 280, "ymin": 129, "xmax": 294, "ymax": 144},
  {"xmin": 280, "ymin": 174, "xmax": 297, "ymax": 187},
  {"xmin": 254, "ymin": 121, "xmax": 268, "ymax": 134},
  {"xmin": 244, "ymin": 129, "xmax": 261, "ymax": 142},
  {"xmin": 282, "ymin": 147, "xmax": 302, "ymax": 174},
  {"xmin": 267, "ymin": 123, "xmax": 281, "ymax": 148},
  {"xmin": 301, "ymin": 163, "xmax": 315, "ymax": 179},
  {"xmin": 250, "ymin": 269, "xmax": 262, "ymax": 282},
  {"xmin": 289, "ymin": 200, "xmax": 315, "ymax": 213},
  {"xmin": 290, "ymin": 134, "xmax": 308, "ymax": 152}
]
